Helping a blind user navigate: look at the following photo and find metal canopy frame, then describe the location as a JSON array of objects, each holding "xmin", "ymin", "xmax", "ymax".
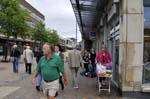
[{"xmin": 70, "ymin": 0, "xmax": 108, "ymax": 39}]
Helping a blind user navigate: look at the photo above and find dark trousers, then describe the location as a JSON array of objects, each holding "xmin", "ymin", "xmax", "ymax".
[
  {"xmin": 59, "ymin": 76, "xmax": 64, "ymax": 90},
  {"xmin": 13, "ymin": 57, "xmax": 19, "ymax": 73},
  {"xmin": 99, "ymin": 77, "xmax": 106, "ymax": 83},
  {"xmin": 91, "ymin": 62, "xmax": 96, "ymax": 72},
  {"xmin": 25, "ymin": 63, "xmax": 32, "ymax": 74},
  {"xmin": 84, "ymin": 63, "xmax": 89, "ymax": 73}
]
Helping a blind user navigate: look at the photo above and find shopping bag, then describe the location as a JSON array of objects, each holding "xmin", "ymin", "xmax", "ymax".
[
  {"xmin": 24, "ymin": 58, "xmax": 27, "ymax": 63},
  {"xmin": 104, "ymin": 61, "xmax": 112, "ymax": 67},
  {"xmin": 96, "ymin": 63, "xmax": 106, "ymax": 76},
  {"xmin": 103, "ymin": 62, "xmax": 112, "ymax": 70},
  {"xmin": 10, "ymin": 57, "xmax": 14, "ymax": 62}
]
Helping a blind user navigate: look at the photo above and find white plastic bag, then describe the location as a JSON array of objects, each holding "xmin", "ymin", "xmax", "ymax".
[{"xmin": 96, "ymin": 63, "xmax": 106, "ymax": 75}]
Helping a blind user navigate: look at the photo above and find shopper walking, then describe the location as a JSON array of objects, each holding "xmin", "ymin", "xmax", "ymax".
[
  {"xmin": 23, "ymin": 46, "xmax": 34, "ymax": 75},
  {"xmin": 11, "ymin": 44, "xmax": 21, "ymax": 73},
  {"xmin": 68, "ymin": 48, "xmax": 82, "ymax": 88},
  {"xmin": 32, "ymin": 43, "xmax": 68, "ymax": 99},
  {"xmin": 54, "ymin": 44, "xmax": 65, "ymax": 90}
]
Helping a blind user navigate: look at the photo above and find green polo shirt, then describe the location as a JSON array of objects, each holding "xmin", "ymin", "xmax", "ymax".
[{"xmin": 36, "ymin": 53, "xmax": 64, "ymax": 81}]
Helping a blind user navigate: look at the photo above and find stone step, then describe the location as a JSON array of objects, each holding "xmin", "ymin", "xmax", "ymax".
[{"xmin": 142, "ymin": 84, "xmax": 150, "ymax": 92}]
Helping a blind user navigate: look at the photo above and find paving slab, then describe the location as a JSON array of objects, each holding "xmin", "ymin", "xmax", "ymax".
[
  {"xmin": 0, "ymin": 86, "xmax": 20, "ymax": 99},
  {"xmin": 0, "ymin": 60, "xmax": 137, "ymax": 99}
]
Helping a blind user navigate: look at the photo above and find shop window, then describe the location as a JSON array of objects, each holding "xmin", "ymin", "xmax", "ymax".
[
  {"xmin": 143, "ymin": 6, "xmax": 150, "ymax": 83},
  {"xmin": 143, "ymin": 30, "xmax": 150, "ymax": 83},
  {"xmin": 0, "ymin": 45, "xmax": 4, "ymax": 55}
]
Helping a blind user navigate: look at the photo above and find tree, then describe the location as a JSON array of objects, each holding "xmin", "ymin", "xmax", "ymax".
[
  {"xmin": 0, "ymin": 0, "xmax": 30, "ymax": 37},
  {"xmin": 32, "ymin": 22, "xmax": 48, "ymax": 46},
  {"xmin": 0, "ymin": 0, "xmax": 31, "ymax": 61},
  {"xmin": 32, "ymin": 24, "xmax": 60, "ymax": 48},
  {"xmin": 47, "ymin": 29, "xmax": 60, "ymax": 45}
]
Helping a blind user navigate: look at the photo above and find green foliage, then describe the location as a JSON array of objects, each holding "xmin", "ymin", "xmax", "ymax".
[
  {"xmin": 32, "ymin": 22, "xmax": 48, "ymax": 43},
  {"xmin": 46, "ymin": 29, "xmax": 60, "ymax": 45},
  {"xmin": 32, "ymin": 23, "xmax": 60, "ymax": 45},
  {"xmin": 0, "ymin": 0, "xmax": 31, "ymax": 61},
  {"xmin": 0, "ymin": 0, "xmax": 30, "ymax": 38}
]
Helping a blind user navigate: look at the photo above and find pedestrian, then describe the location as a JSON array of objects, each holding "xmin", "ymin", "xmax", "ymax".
[
  {"xmin": 54, "ymin": 44, "xmax": 64, "ymax": 90},
  {"xmin": 35, "ymin": 47, "xmax": 43, "ymax": 91},
  {"xmin": 95, "ymin": 45, "xmax": 112, "ymax": 85},
  {"xmin": 82, "ymin": 50, "xmax": 90, "ymax": 76},
  {"xmin": 89, "ymin": 48, "xmax": 96, "ymax": 73},
  {"xmin": 11, "ymin": 44, "xmax": 21, "ymax": 73},
  {"xmin": 36, "ymin": 47, "xmax": 43, "ymax": 63},
  {"xmin": 32, "ymin": 43, "xmax": 68, "ymax": 99},
  {"xmin": 23, "ymin": 46, "xmax": 27, "ymax": 72},
  {"xmin": 68, "ymin": 47, "xmax": 82, "ymax": 88},
  {"xmin": 23, "ymin": 46, "xmax": 28, "ymax": 73},
  {"xmin": 23, "ymin": 46, "xmax": 34, "ymax": 75}
]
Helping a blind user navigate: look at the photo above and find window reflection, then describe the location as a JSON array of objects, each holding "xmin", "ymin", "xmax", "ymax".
[{"xmin": 143, "ymin": 6, "xmax": 150, "ymax": 83}]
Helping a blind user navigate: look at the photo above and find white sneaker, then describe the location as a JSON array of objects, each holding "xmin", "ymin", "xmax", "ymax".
[
  {"xmin": 73, "ymin": 86, "xmax": 79, "ymax": 89},
  {"xmin": 85, "ymin": 73, "xmax": 88, "ymax": 76}
]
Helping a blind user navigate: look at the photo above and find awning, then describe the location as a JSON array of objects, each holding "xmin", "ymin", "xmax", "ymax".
[{"xmin": 70, "ymin": 0, "xmax": 108, "ymax": 39}]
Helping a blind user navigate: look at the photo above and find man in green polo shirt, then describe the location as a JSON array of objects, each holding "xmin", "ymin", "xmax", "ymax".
[{"xmin": 32, "ymin": 43, "xmax": 68, "ymax": 99}]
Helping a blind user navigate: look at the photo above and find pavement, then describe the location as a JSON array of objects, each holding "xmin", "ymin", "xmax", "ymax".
[{"xmin": 0, "ymin": 59, "xmax": 135, "ymax": 99}]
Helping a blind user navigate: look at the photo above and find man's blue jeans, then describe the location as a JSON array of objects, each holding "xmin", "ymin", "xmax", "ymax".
[
  {"xmin": 36, "ymin": 73, "xmax": 42, "ymax": 86},
  {"xmin": 13, "ymin": 57, "xmax": 19, "ymax": 73}
]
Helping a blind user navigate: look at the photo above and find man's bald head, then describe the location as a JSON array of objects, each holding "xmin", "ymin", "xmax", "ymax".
[{"xmin": 42, "ymin": 43, "xmax": 53, "ymax": 56}]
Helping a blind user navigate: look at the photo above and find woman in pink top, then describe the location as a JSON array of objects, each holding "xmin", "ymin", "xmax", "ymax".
[
  {"xmin": 96, "ymin": 47, "xmax": 112, "ymax": 65},
  {"xmin": 95, "ymin": 45, "xmax": 112, "ymax": 85}
]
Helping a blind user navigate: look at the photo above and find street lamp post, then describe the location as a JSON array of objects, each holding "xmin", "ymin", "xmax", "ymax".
[{"xmin": 76, "ymin": 21, "xmax": 78, "ymax": 48}]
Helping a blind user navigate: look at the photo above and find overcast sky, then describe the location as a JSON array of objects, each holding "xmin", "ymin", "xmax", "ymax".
[{"xmin": 27, "ymin": 0, "xmax": 81, "ymax": 41}]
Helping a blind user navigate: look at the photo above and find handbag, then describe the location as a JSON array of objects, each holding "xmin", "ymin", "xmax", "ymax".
[
  {"xmin": 104, "ymin": 61, "xmax": 112, "ymax": 67},
  {"xmin": 24, "ymin": 50, "xmax": 27, "ymax": 63},
  {"xmin": 10, "ymin": 57, "xmax": 14, "ymax": 62},
  {"xmin": 10, "ymin": 49, "xmax": 14, "ymax": 62},
  {"xmin": 103, "ymin": 61, "xmax": 112, "ymax": 70},
  {"xmin": 24, "ymin": 58, "xmax": 27, "ymax": 63}
]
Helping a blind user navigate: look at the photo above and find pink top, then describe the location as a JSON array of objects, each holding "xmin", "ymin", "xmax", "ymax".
[{"xmin": 96, "ymin": 51, "xmax": 112, "ymax": 64}]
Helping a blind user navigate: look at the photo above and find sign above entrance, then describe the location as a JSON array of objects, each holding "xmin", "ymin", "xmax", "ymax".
[{"xmin": 89, "ymin": 32, "xmax": 96, "ymax": 40}]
